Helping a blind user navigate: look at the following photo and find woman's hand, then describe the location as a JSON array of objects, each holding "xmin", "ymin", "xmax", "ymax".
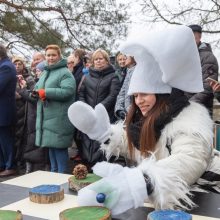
[
  {"xmin": 207, "ymin": 78, "xmax": 220, "ymax": 92},
  {"xmin": 19, "ymin": 79, "xmax": 27, "ymax": 89}
]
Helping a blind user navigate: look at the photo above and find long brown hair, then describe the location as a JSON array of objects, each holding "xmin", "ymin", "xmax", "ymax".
[{"xmin": 126, "ymin": 94, "xmax": 169, "ymax": 159}]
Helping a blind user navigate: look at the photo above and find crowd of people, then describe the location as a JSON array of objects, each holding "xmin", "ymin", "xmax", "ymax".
[
  {"xmin": 0, "ymin": 24, "xmax": 219, "ymax": 184},
  {"xmin": 0, "ymin": 42, "xmax": 131, "ymax": 176}
]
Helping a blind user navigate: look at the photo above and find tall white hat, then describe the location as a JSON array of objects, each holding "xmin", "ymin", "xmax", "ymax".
[{"xmin": 120, "ymin": 25, "xmax": 203, "ymax": 95}]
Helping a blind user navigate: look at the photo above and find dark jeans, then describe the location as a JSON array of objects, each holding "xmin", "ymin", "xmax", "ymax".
[
  {"xmin": 0, "ymin": 126, "xmax": 15, "ymax": 170},
  {"xmin": 48, "ymin": 148, "xmax": 68, "ymax": 173}
]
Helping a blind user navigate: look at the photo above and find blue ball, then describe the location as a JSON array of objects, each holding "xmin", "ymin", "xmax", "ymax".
[{"xmin": 96, "ymin": 193, "xmax": 106, "ymax": 203}]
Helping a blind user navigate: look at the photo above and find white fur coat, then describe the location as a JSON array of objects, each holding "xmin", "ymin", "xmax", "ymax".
[{"xmin": 101, "ymin": 102, "xmax": 217, "ymax": 210}]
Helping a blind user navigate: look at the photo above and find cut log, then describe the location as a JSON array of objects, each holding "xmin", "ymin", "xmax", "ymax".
[
  {"xmin": 68, "ymin": 173, "xmax": 102, "ymax": 191},
  {"xmin": 29, "ymin": 184, "xmax": 64, "ymax": 204}
]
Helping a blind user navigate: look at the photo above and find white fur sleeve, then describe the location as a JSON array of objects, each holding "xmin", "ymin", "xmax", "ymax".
[
  {"xmin": 100, "ymin": 121, "xmax": 128, "ymax": 160},
  {"xmin": 138, "ymin": 156, "xmax": 195, "ymax": 210}
]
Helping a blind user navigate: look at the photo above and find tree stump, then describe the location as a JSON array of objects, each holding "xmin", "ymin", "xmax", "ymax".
[
  {"xmin": 29, "ymin": 185, "xmax": 64, "ymax": 204},
  {"xmin": 68, "ymin": 173, "xmax": 102, "ymax": 191},
  {"xmin": 59, "ymin": 206, "xmax": 111, "ymax": 220}
]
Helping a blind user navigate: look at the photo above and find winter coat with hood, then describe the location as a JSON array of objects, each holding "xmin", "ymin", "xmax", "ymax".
[
  {"xmin": 15, "ymin": 68, "xmax": 35, "ymax": 162},
  {"xmin": 18, "ymin": 78, "xmax": 47, "ymax": 164},
  {"xmin": 35, "ymin": 58, "xmax": 76, "ymax": 149},
  {"xmin": 77, "ymin": 65, "xmax": 120, "ymax": 165},
  {"xmin": 185, "ymin": 42, "xmax": 219, "ymax": 115}
]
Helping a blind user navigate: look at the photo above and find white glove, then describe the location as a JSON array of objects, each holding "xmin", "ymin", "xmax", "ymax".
[
  {"xmin": 68, "ymin": 101, "xmax": 111, "ymax": 143},
  {"xmin": 92, "ymin": 161, "xmax": 124, "ymax": 177},
  {"xmin": 77, "ymin": 162, "xmax": 148, "ymax": 216}
]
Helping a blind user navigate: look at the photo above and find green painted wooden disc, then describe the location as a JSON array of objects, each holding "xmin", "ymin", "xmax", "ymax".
[
  {"xmin": 60, "ymin": 206, "xmax": 111, "ymax": 220},
  {"xmin": 0, "ymin": 210, "xmax": 22, "ymax": 220},
  {"xmin": 70, "ymin": 173, "xmax": 102, "ymax": 184}
]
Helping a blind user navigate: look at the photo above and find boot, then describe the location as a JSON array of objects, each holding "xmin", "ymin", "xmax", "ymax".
[{"xmin": 25, "ymin": 162, "xmax": 33, "ymax": 174}]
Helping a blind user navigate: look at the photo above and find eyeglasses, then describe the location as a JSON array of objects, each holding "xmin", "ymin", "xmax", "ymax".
[{"xmin": 67, "ymin": 61, "xmax": 74, "ymax": 65}]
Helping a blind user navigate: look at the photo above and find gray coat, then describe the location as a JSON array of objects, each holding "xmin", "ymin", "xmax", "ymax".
[{"xmin": 114, "ymin": 65, "xmax": 135, "ymax": 117}]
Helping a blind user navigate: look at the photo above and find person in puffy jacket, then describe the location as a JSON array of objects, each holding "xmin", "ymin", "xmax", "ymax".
[
  {"xmin": 185, "ymin": 24, "xmax": 219, "ymax": 117},
  {"xmin": 76, "ymin": 48, "xmax": 120, "ymax": 170},
  {"xmin": 34, "ymin": 44, "xmax": 76, "ymax": 173}
]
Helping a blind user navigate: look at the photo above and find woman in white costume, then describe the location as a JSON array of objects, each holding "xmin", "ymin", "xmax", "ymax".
[{"xmin": 68, "ymin": 25, "xmax": 220, "ymax": 216}]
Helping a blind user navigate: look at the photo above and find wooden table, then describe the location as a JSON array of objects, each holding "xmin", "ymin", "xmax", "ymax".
[{"xmin": 0, "ymin": 171, "xmax": 219, "ymax": 220}]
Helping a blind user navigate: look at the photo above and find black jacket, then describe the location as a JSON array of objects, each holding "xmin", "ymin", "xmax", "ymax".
[
  {"xmin": 15, "ymin": 70, "xmax": 35, "ymax": 162},
  {"xmin": 79, "ymin": 65, "xmax": 120, "ymax": 122},
  {"xmin": 72, "ymin": 61, "xmax": 84, "ymax": 88},
  {"xmin": 185, "ymin": 42, "xmax": 219, "ymax": 116},
  {"xmin": 77, "ymin": 65, "xmax": 120, "ymax": 165}
]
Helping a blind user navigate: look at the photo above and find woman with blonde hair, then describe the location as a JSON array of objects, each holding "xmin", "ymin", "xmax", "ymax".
[
  {"xmin": 34, "ymin": 44, "xmax": 76, "ymax": 173},
  {"xmin": 76, "ymin": 48, "xmax": 120, "ymax": 170}
]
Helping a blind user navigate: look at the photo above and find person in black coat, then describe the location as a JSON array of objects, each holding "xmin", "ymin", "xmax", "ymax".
[
  {"xmin": 186, "ymin": 25, "xmax": 219, "ymax": 117},
  {"xmin": 12, "ymin": 56, "xmax": 35, "ymax": 168},
  {"xmin": 0, "ymin": 44, "xmax": 17, "ymax": 177},
  {"xmin": 72, "ymin": 48, "xmax": 86, "ymax": 97},
  {"xmin": 77, "ymin": 48, "xmax": 121, "ymax": 170},
  {"xmin": 18, "ymin": 61, "xmax": 49, "ymax": 173}
]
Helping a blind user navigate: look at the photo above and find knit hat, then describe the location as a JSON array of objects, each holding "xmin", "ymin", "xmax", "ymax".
[
  {"xmin": 119, "ymin": 25, "xmax": 203, "ymax": 95},
  {"xmin": 36, "ymin": 61, "xmax": 46, "ymax": 72},
  {"xmin": 12, "ymin": 56, "xmax": 25, "ymax": 64},
  {"xmin": 188, "ymin": 24, "xmax": 202, "ymax": 33}
]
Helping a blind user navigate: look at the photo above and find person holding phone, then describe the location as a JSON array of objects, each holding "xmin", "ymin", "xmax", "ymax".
[
  {"xmin": 207, "ymin": 77, "xmax": 220, "ymax": 103},
  {"xmin": 207, "ymin": 77, "xmax": 220, "ymax": 91},
  {"xmin": 185, "ymin": 25, "xmax": 219, "ymax": 117}
]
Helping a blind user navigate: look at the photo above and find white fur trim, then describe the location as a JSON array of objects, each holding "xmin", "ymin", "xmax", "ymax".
[
  {"xmin": 161, "ymin": 102, "xmax": 213, "ymax": 151},
  {"xmin": 100, "ymin": 121, "xmax": 128, "ymax": 160},
  {"xmin": 138, "ymin": 156, "xmax": 196, "ymax": 210}
]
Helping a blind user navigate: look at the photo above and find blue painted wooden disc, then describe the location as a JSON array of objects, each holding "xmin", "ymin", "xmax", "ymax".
[
  {"xmin": 30, "ymin": 185, "xmax": 61, "ymax": 194},
  {"xmin": 148, "ymin": 210, "xmax": 192, "ymax": 220}
]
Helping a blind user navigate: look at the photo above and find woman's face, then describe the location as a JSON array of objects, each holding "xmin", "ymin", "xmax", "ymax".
[
  {"xmin": 125, "ymin": 56, "xmax": 135, "ymax": 68},
  {"xmin": 45, "ymin": 49, "xmax": 60, "ymax": 66},
  {"xmin": 117, "ymin": 54, "xmax": 126, "ymax": 68},
  {"xmin": 93, "ymin": 52, "xmax": 109, "ymax": 70},
  {"xmin": 72, "ymin": 54, "xmax": 80, "ymax": 67},
  {"xmin": 134, "ymin": 93, "xmax": 156, "ymax": 116},
  {"xmin": 67, "ymin": 56, "xmax": 75, "ymax": 72}
]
